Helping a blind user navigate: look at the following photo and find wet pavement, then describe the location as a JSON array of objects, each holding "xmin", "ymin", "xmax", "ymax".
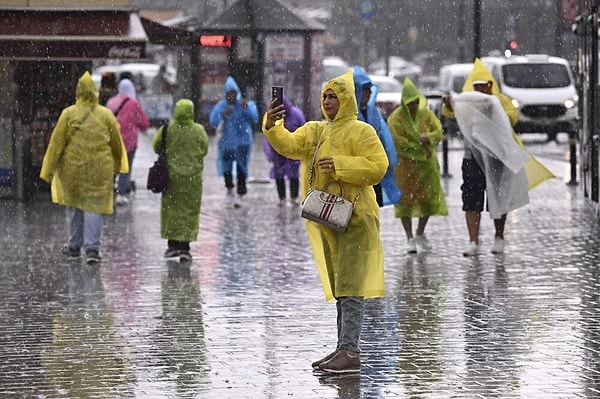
[{"xmin": 0, "ymin": 131, "xmax": 599, "ymax": 398}]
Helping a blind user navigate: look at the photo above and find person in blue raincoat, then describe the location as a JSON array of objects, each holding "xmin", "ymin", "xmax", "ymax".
[
  {"xmin": 353, "ymin": 66, "xmax": 402, "ymax": 207},
  {"xmin": 209, "ymin": 76, "xmax": 259, "ymax": 207},
  {"xmin": 263, "ymin": 71, "xmax": 388, "ymax": 375}
]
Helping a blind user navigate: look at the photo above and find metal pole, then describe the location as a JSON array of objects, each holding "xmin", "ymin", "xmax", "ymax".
[
  {"xmin": 568, "ymin": 130, "xmax": 579, "ymax": 185},
  {"xmin": 190, "ymin": 41, "xmax": 201, "ymax": 122},
  {"xmin": 441, "ymin": 135, "xmax": 452, "ymax": 178},
  {"xmin": 590, "ymin": 2, "xmax": 600, "ymax": 197},
  {"xmin": 458, "ymin": 0, "xmax": 466, "ymax": 62},
  {"xmin": 473, "ymin": 0, "xmax": 482, "ymax": 58}
]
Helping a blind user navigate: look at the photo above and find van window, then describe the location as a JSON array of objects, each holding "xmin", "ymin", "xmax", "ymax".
[
  {"xmin": 502, "ymin": 64, "xmax": 571, "ymax": 89},
  {"xmin": 452, "ymin": 75, "xmax": 467, "ymax": 93}
]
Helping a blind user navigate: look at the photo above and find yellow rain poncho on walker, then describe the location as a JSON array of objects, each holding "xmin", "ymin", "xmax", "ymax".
[
  {"xmin": 40, "ymin": 71, "xmax": 128, "ymax": 215},
  {"xmin": 262, "ymin": 71, "xmax": 388, "ymax": 302}
]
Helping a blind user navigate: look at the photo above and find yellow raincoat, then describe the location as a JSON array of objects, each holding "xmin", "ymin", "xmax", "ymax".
[
  {"xmin": 262, "ymin": 71, "xmax": 388, "ymax": 301},
  {"xmin": 442, "ymin": 59, "xmax": 554, "ymax": 189},
  {"xmin": 40, "ymin": 72, "xmax": 128, "ymax": 214}
]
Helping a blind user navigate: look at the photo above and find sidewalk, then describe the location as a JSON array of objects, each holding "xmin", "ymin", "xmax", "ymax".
[{"xmin": 0, "ymin": 131, "xmax": 598, "ymax": 398}]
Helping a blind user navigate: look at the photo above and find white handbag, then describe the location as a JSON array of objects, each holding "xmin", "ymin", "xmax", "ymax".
[
  {"xmin": 301, "ymin": 180, "xmax": 353, "ymax": 232},
  {"xmin": 300, "ymin": 134, "xmax": 360, "ymax": 232}
]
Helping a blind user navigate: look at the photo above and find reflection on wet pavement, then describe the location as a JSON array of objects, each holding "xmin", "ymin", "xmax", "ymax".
[{"xmin": 0, "ymin": 132, "xmax": 598, "ymax": 398}]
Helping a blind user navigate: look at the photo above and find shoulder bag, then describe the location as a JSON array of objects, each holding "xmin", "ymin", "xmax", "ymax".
[
  {"xmin": 113, "ymin": 97, "xmax": 130, "ymax": 116},
  {"xmin": 147, "ymin": 124, "xmax": 169, "ymax": 193},
  {"xmin": 300, "ymin": 134, "xmax": 360, "ymax": 232}
]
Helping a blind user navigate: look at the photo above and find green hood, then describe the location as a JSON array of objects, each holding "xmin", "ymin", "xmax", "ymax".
[
  {"xmin": 173, "ymin": 99, "xmax": 195, "ymax": 124},
  {"xmin": 401, "ymin": 77, "xmax": 427, "ymax": 111}
]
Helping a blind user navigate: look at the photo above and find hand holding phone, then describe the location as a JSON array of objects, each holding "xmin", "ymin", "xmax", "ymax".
[{"xmin": 272, "ymin": 86, "xmax": 283, "ymax": 107}]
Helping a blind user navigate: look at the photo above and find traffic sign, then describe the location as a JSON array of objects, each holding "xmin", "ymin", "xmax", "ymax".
[{"xmin": 357, "ymin": 0, "xmax": 377, "ymax": 22}]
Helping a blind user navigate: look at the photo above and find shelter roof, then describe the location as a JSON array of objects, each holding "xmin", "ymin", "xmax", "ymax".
[{"xmin": 201, "ymin": 0, "xmax": 325, "ymax": 33}]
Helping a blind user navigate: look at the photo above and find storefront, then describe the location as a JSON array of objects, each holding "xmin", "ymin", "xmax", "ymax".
[
  {"xmin": 573, "ymin": 4, "xmax": 600, "ymax": 220},
  {"xmin": 0, "ymin": 8, "xmax": 147, "ymax": 199}
]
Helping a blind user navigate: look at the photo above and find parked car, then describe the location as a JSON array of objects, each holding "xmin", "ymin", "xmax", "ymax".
[
  {"xmin": 370, "ymin": 74, "xmax": 402, "ymax": 119},
  {"xmin": 322, "ymin": 56, "xmax": 351, "ymax": 85},
  {"xmin": 413, "ymin": 52, "xmax": 452, "ymax": 90},
  {"xmin": 368, "ymin": 56, "xmax": 422, "ymax": 86},
  {"xmin": 436, "ymin": 63, "xmax": 474, "ymax": 138},
  {"xmin": 482, "ymin": 54, "xmax": 578, "ymax": 141}
]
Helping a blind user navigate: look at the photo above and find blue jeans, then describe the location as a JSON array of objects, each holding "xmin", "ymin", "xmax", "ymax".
[
  {"xmin": 336, "ymin": 297, "xmax": 365, "ymax": 353},
  {"xmin": 67, "ymin": 207, "xmax": 102, "ymax": 252},
  {"xmin": 116, "ymin": 148, "xmax": 136, "ymax": 196}
]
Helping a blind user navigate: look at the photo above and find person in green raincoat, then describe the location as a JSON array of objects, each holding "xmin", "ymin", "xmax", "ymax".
[
  {"xmin": 40, "ymin": 71, "xmax": 128, "ymax": 265},
  {"xmin": 152, "ymin": 99, "xmax": 209, "ymax": 262},
  {"xmin": 263, "ymin": 71, "xmax": 388, "ymax": 374},
  {"xmin": 388, "ymin": 78, "xmax": 448, "ymax": 254}
]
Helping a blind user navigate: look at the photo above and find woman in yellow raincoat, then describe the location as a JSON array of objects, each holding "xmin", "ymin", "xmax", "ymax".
[
  {"xmin": 40, "ymin": 71, "xmax": 128, "ymax": 265},
  {"xmin": 388, "ymin": 78, "xmax": 448, "ymax": 254},
  {"xmin": 263, "ymin": 71, "xmax": 388, "ymax": 374}
]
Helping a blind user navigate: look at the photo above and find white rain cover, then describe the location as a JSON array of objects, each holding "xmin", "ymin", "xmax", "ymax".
[{"xmin": 452, "ymin": 91, "xmax": 530, "ymax": 218}]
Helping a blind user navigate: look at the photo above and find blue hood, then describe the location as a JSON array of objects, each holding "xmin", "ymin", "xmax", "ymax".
[
  {"xmin": 352, "ymin": 65, "xmax": 379, "ymax": 109},
  {"xmin": 224, "ymin": 76, "xmax": 242, "ymax": 101}
]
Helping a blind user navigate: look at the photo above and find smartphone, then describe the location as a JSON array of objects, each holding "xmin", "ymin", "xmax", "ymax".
[{"xmin": 272, "ymin": 86, "xmax": 283, "ymax": 107}]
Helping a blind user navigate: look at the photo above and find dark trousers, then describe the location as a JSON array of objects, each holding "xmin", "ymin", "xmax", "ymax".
[
  {"xmin": 276, "ymin": 177, "xmax": 299, "ymax": 200},
  {"xmin": 373, "ymin": 183, "xmax": 383, "ymax": 207},
  {"xmin": 168, "ymin": 240, "xmax": 190, "ymax": 251},
  {"xmin": 224, "ymin": 169, "xmax": 247, "ymax": 196}
]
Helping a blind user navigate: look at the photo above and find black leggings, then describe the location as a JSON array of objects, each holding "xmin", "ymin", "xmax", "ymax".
[{"xmin": 168, "ymin": 240, "xmax": 190, "ymax": 251}]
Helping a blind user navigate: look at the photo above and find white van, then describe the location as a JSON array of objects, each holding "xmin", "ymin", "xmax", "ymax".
[{"xmin": 482, "ymin": 55, "xmax": 578, "ymax": 141}]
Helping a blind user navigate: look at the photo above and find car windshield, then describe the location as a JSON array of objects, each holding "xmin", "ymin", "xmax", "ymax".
[
  {"xmin": 375, "ymin": 79, "xmax": 402, "ymax": 93},
  {"xmin": 502, "ymin": 63, "xmax": 571, "ymax": 88}
]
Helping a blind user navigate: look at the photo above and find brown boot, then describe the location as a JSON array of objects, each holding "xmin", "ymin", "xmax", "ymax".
[
  {"xmin": 318, "ymin": 349, "xmax": 360, "ymax": 374},
  {"xmin": 311, "ymin": 350, "xmax": 338, "ymax": 369}
]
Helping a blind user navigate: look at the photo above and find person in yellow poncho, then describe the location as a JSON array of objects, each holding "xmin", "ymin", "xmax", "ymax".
[
  {"xmin": 263, "ymin": 71, "xmax": 388, "ymax": 374},
  {"xmin": 40, "ymin": 71, "xmax": 128, "ymax": 265},
  {"xmin": 388, "ymin": 78, "xmax": 448, "ymax": 254},
  {"xmin": 442, "ymin": 59, "xmax": 554, "ymax": 256}
]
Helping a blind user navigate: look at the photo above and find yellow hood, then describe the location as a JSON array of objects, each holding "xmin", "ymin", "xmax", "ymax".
[
  {"xmin": 75, "ymin": 71, "xmax": 99, "ymax": 106},
  {"xmin": 321, "ymin": 70, "xmax": 358, "ymax": 123},
  {"xmin": 461, "ymin": 58, "xmax": 500, "ymax": 96}
]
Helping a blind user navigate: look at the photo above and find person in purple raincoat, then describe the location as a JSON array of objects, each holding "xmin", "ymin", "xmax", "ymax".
[{"xmin": 262, "ymin": 96, "xmax": 306, "ymax": 206}]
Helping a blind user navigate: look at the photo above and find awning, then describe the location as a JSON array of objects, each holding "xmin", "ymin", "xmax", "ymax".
[
  {"xmin": 140, "ymin": 16, "xmax": 196, "ymax": 46},
  {"xmin": 0, "ymin": 9, "xmax": 147, "ymax": 60}
]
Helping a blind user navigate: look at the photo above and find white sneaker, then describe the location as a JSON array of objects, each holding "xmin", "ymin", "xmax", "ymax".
[
  {"xmin": 115, "ymin": 195, "xmax": 129, "ymax": 206},
  {"xmin": 406, "ymin": 238, "xmax": 417, "ymax": 254},
  {"xmin": 463, "ymin": 241, "xmax": 480, "ymax": 257},
  {"xmin": 491, "ymin": 237, "xmax": 505, "ymax": 254},
  {"xmin": 414, "ymin": 234, "xmax": 432, "ymax": 252},
  {"xmin": 226, "ymin": 188, "xmax": 234, "ymax": 197},
  {"xmin": 234, "ymin": 195, "xmax": 243, "ymax": 208}
]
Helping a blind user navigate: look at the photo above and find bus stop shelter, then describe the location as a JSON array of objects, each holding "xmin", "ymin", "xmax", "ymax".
[{"xmin": 195, "ymin": 0, "xmax": 326, "ymax": 121}]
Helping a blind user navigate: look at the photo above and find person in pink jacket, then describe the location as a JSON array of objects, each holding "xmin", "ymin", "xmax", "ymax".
[{"xmin": 106, "ymin": 79, "xmax": 151, "ymax": 205}]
